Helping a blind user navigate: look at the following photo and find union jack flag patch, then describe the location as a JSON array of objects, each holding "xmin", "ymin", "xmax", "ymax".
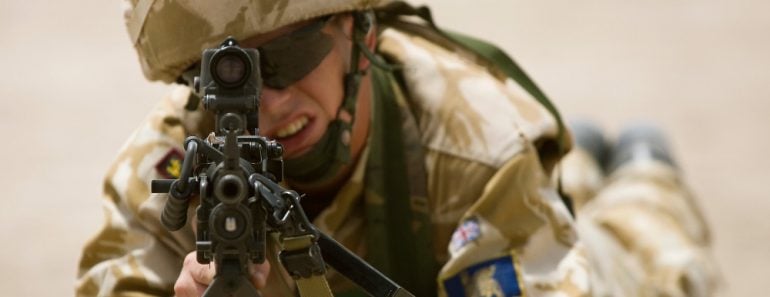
[{"xmin": 449, "ymin": 217, "xmax": 481, "ymax": 254}]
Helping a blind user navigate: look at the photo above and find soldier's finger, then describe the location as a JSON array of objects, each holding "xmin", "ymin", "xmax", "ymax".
[
  {"xmin": 175, "ymin": 253, "xmax": 208, "ymax": 297},
  {"xmin": 174, "ymin": 270, "xmax": 208, "ymax": 297},
  {"xmin": 187, "ymin": 259, "xmax": 215, "ymax": 285},
  {"xmin": 248, "ymin": 260, "xmax": 271, "ymax": 289}
]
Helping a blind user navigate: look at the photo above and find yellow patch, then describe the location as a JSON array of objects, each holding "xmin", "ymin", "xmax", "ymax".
[
  {"xmin": 155, "ymin": 149, "xmax": 184, "ymax": 179},
  {"xmin": 166, "ymin": 158, "xmax": 181, "ymax": 178}
]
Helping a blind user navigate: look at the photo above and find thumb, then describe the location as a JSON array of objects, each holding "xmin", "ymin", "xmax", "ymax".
[
  {"xmin": 186, "ymin": 254, "xmax": 216, "ymax": 285},
  {"xmin": 248, "ymin": 261, "xmax": 271, "ymax": 289}
]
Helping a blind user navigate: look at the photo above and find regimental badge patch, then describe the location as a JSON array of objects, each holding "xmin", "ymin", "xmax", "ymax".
[
  {"xmin": 155, "ymin": 149, "xmax": 184, "ymax": 179},
  {"xmin": 449, "ymin": 217, "xmax": 482, "ymax": 254},
  {"xmin": 443, "ymin": 255, "xmax": 523, "ymax": 297}
]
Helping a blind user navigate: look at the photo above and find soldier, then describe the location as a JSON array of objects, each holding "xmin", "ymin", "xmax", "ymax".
[
  {"xmin": 77, "ymin": 1, "xmax": 718, "ymax": 296},
  {"xmin": 563, "ymin": 121, "xmax": 720, "ymax": 296}
]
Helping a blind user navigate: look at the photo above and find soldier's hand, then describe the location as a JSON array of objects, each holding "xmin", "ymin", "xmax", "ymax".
[{"xmin": 174, "ymin": 251, "xmax": 271, "ymax": 297}]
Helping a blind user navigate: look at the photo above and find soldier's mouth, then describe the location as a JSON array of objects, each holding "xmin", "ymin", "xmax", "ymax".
[
  {"xmin": 271, "ymin": 115, "xmax": 320, "ymax": 158},
  {"xmin": 275, "ymin": 116, "xmax": 309, "ymax": 139}
]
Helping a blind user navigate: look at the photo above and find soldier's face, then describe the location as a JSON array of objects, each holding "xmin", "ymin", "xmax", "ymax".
[{"xmin": 241, "ymin": 16, "xmax": 369, "ymax": 159}]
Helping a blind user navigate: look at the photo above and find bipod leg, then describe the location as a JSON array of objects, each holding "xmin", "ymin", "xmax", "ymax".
[{"xmin": 202, "ymin": 260, "xmax": 261, "ymax": 297}]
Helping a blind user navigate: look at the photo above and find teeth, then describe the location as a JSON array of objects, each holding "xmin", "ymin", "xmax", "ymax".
[{"xmin": 276, "ymin": 116, "xmax": 309, "ymax": 138}]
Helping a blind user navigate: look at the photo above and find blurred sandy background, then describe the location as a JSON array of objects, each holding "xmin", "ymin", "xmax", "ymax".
[{"xmin": 1, "ymin": 0, "xmax": 768, "ymax": 296}]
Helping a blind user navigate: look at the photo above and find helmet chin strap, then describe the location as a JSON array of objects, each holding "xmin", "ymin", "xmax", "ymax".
[{"xmin": 284, "ymin": 11, "xmax": 378, "ymax": 186}]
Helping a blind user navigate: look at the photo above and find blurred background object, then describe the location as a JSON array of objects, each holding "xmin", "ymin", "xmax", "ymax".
[{"xmin": 1, "ymin": 0, "xmax": 767, "ymax": 295}]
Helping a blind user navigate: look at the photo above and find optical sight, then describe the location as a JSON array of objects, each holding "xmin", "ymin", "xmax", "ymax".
[
  {"xmin": 211, "ymin": 47, "xmax": 251, "ymax": 88},
  {"xmin": 197, "ymin": 37, "xmax": 261, "ymax": 134}
]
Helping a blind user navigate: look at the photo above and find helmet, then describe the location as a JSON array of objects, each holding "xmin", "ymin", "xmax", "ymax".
[{"xmin": 123, "ymin": 0, "xmax": 394, "ymax": 83}]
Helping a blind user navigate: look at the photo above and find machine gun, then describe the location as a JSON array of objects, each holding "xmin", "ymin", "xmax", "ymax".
[{"xmin": 151, "ymin": 38, "xmax": 415, "ymax": 297}]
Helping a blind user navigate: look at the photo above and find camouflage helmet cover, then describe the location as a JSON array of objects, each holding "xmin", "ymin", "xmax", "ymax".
[{"xmin": 124, "ymin": 0, "xmax": 394, "ymax": 83}]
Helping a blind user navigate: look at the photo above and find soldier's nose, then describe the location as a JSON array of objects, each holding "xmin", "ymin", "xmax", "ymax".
[{"xmin": 260, "ymin": 86, "xmax": 291, "ymax": 112}]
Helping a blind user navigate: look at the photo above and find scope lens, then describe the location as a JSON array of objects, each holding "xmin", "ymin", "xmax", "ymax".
[{"xmin": 215, "ymin": 54, "xmax": 247, "ymax": 85}]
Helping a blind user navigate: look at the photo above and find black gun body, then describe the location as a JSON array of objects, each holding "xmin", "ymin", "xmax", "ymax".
[{"xmin": 151, "ymin": 38, "xmax": 415, "ymax": 297}]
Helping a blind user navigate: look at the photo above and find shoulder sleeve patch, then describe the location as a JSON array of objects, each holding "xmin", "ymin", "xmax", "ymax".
[
  {"xmin": 155, "ymin": 149, "xmax": 184, "ymax": 179},
  {"xmin": 443, "ymin": 255, "xmax": 523, "ymax": 297},
  {"xmin": 449, "ymin": 217, "xmax": 482, "ymax": 254}
]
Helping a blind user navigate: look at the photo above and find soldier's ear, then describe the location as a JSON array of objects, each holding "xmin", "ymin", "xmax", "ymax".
[
  {"xmin": 333, "ymin": 13, "xmax": 376, "ymax": 71},
  {"xmin": 362, "ymin": 12, "xmax": 377, "ymax": 49},
  {"xmin": 360, "ymin": 18, "xmax": 377, "ymax": 71}
]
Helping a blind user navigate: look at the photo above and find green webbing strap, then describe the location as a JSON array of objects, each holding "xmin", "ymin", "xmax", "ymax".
[
  {"xmin": 442, "ymin": 31, "xmax": 568, "ymax": 154},
  {"xmin": 377, "ymin": 1, "xmax": 569, "ymax": 155},
  {"xmin": 281, "ymin": 235, "xmax": 334, "ymax": 297},
  {"xmin": 362, "ymin": 66, "xmax": 437, "ymax": 297},
  {"xmin": 336, "ymin": 291, "xmax": 367, "ymax": 297}
]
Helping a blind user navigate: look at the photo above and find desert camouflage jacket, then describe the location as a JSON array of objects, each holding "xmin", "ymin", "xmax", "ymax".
[{"xmin": 77, "ymin": 25, "xmax": 716, "ymax": 297}]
